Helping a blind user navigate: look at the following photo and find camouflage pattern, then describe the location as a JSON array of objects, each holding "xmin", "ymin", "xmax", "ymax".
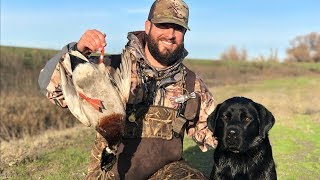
[
  {"xmin": 45, "ymin": 59, "xmax": 69, "ymax": 108},
  {"xmin": 86, "ymin": 133, "xmax": 207, "ymax": 180},
  {"xmin": 149, "ymin": 160, "xmax": 208, "ymax": 179},
  {"xmin": 125, "ymin": 31, "xmax": 216, "ymax": 151},
  {"xmin": 124, "ymin": 105, "xmax": 177, "ymax": 140},
  {"xmin": 39, "ymin": 31, "xmax": 216, "ymax": 178},
  {"xmin": 86, "ymin": 133, "xmax": 116, "ymax": 180},
  {"xmin": 148, "ymin": 0, "xmax": 190, "ymax": 30}
]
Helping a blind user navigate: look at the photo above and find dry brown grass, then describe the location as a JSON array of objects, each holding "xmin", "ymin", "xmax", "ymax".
[
  {"xmin": 0, "ymin": 95, "xmax": 77, "ymax": 141},
  {"xmin": 210, "ymin": 76, "xmax": 320, "ymax": 126},
  {"xmin": 184, "ymin": 60, "xmax": 320, "ymax": 87}
]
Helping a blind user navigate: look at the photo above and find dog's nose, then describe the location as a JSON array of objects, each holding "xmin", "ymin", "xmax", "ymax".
[
  {"xmin": 225, "ymin": 127, "xmax": 242, "ymax": 151},
  {"xmin": 227, "ymin": 128, "xmax": 239, "ymax": 139}
]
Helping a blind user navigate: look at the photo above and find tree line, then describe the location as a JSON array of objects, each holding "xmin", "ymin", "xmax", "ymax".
[
  {"xmin": 0, "ymin": 46, "xmax": 59, "ymax": 95},
  {"xmin": 220, "ymin": 32, "xmax": 320, "ymax": 62},
  {"xmin": 0, "ymin": 32, "xmax": 318, "ymax": 95}
]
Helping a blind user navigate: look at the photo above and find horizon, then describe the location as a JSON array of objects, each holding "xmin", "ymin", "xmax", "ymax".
[{"xmin": 1, "ymin": 0, "xmax": 319, "ymax": 60}]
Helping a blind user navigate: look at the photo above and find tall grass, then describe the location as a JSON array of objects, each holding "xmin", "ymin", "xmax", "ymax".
[
  {"xmin": 0, "ymin": 46, "xmax": 58, "ymax": 95},
  {"xmin": 184, "ymin": 59, "xmax": 320, "ymax": 87},
  {"xmin": 0, "ymin": 46, "xmax": 75, "ymax": 141},
  {"xmin": 0, "ymin": 95, "xmax": 77, "ymax": 141}
]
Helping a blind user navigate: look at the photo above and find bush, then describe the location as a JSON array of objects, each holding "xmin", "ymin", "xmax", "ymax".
[{"xmin": 286, "ymin": 32, "xmax": 320, "ymax": 62}]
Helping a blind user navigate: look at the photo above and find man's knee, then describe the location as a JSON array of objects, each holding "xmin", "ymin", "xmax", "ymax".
[{"xmin": 149, "ymin": 160, "xmax": 208, "ymax": 180}]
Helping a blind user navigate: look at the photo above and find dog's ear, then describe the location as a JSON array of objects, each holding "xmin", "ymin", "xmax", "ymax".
[
  {"xmin": 207, "ymin": 103, "xmax": 221, "ymax": 134},
  {"xmin": 253, "ymin": 102, "xmax": 275, "ymax": 139}
]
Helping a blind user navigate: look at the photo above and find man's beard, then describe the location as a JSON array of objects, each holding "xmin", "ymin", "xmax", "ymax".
[{"xmin": 146, "ymin": 34, "xmax": 185, "ymax": 66}]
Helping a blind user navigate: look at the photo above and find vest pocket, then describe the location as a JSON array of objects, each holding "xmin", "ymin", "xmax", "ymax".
[{"xmin": 124, "ymin": 105, "xmax": 177, "ymax": 140}]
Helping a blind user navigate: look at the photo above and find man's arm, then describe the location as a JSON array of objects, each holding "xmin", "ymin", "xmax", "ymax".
[
  {"xmin": 38, "ymin": 42, "xmax": 77, "ymax": 107},
  {"xmin": 187, "ymin": 76, "xmax": 218, "ymax": 152},
  {"xmin": 38, "ymin": 29, "xmax": 107, "ymax": 107},
  {"xmin": 38, "ymin": 42, "xmax": 76, "ymax": 95}
]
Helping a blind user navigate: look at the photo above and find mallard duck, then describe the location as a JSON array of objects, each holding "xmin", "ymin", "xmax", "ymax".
[{"xmin": 60, "ymin": 49, "xmax": 131, "ymax": 168}]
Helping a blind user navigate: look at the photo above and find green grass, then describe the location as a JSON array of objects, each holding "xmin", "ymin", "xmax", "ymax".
[
  {"xmin": 258, "ymin": 76, "xmax": 311, "ymax": 89},
  {"xmin": 271, "ymin": 115, "xmax": 320, "ymax": 179},
  {"xmin": 182, "ymin": 113, "xmax": 320, "ymax": 178},
  {"xmin": 184, "ymin": 76, "xmax": 320, "ymax": 178},
  {"xmin": 183, "ymin": 113, "xmax": 320, "ymax": 178},
  {"xmin": 183, "ymin": 137, "xmax": 214, "ymax": 176},
  {"xmin": 11, "ymin": 147, "xmax": 89, "ymax": 179},
  {"xmin": 292, "ymin": 62, "xmax": 320, "ymax": 72},
  {"xmin": 184, "ymin": 109, "xmax": 320, "ymax": 179},
  {"xmin": 1, "ymin": 127, "xmax": 95, "ymax": 180}
]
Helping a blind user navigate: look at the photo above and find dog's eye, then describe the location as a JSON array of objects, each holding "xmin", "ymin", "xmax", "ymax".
[
  {"xmin": 243, "ymin": 117, "xmax": 252, "ymax": 123},
  {"xmin": 222, "ymin": 115, "xmax": 229, "ymax": 121}
]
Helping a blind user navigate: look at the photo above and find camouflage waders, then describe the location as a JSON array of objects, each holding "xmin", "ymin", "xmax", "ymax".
[
  {"xmin": 39, "ymin": 24, "xmax": 216, "ymax": 180},
  {"xmin": 85, "ymin": 133, "xmax": 208, "ymax": 180},
  {"xmin": 86, "ymin": 134, "xmax": 116, "ymax": 180},
  {"xmin": 149, "ymin": 160, "xmax": 208, "ymax": 180}
]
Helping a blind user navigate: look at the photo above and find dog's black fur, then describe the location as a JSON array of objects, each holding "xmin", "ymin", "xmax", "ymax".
[{"xmin": 207, "ymin": 97, "xmax": 277, "ymax": 180}]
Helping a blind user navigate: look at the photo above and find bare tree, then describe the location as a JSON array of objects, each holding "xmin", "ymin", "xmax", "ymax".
[
  {"xmin": 251, "ymin": 50, "xmax": 277, "ymax": 62},
  {"xmin": 220, "ymin": 45, "xmax": 248, "ymax": 61},
  {"xmin": 268, "ymin": 48, "xmax": 279, "ymax": 62},
  {"xmin": 286, "ymin": 32, "xmax": 320, "ymax": 62}
]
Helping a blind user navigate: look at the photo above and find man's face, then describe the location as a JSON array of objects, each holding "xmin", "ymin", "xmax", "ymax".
[{"xmin": 145, "ymin": 21, "xmax": 186, "ymax": 66}]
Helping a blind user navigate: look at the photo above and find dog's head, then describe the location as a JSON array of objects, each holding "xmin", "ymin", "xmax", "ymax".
[{"xmin": 207, "ymin": 97, "xmax": 275, "ymax": 153}]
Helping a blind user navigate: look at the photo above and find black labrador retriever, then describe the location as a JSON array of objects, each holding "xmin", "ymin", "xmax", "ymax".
[{"xmin": 207, "ymin": 97, "xmax": 277, "ymax": 180}]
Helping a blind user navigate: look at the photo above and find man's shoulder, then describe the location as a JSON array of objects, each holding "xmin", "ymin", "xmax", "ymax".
[
  {"xmin": 181, "ymin": 64, "xmax": 197, "ymax": 92},
  {"xmin": 182, "ymin": 64, "xmax": 202, "ymax": 78},
  {"xmin": 181, "ymin": 63, "xmax": 210, "ymax": 92}
]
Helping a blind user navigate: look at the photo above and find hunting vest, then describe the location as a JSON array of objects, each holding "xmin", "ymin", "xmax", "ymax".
[
  {"xmin": 103, "ymin": 31, "xmax": 200, "ymax": 141},
  {"xmin": 122, "ymin": 65, "xmax": 200, "ymax": 140},
  {"xmin": 94, "ymin": 57, "xmax": 199, "ymax": 141}
]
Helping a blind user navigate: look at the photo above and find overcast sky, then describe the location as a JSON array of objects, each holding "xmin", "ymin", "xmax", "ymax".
[{"xmin": 1, "ymin": 0, "xmax": 319, "ymax": 60}]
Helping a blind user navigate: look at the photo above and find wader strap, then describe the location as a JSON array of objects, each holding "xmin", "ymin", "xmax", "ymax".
[
  {"xmin": 184, "ymin": 66, "xmax": 196, "ymax": 92},
  {"xmin": 171, "ymin": 65, "xmax": 200, "ymax": 135},
  {"xmin": 172, "ymin": 117, "xmax": 188, "ymax": 135},
  {"xmin": 183, "ymin": 65, "xmax": 200, "ymax": 120}
]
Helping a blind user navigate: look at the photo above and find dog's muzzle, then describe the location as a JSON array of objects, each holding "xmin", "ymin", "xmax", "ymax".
[{"xmin": 224, "ymin": 127, "xmax": 242, "ymax": 153}]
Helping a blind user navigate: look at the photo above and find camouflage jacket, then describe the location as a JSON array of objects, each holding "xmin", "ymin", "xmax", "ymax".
[{"xmin": 38, "ymin": 31, "xmax": 217, "ymax": 152}]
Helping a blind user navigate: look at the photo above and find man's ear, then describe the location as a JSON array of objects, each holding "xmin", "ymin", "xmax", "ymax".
[
  {"xmin": 207, "ymin": 103, "xmax": 221, "ymax": 134},
  {"xmin": 145, "ymin": 20, "xmax": 151, "ymax": 35},
  {"xmin": 253, "ymin": 102, "xmax": 275, "ymax": 139}
]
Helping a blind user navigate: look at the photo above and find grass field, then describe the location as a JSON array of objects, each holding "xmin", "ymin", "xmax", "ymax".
[
  {"xmin": 1, "ymin": 75, "xmax": 319, "ymax": 179},
  {"xmin": 185, "ymin": 76, "xmax": 320, "ymax": 179}
]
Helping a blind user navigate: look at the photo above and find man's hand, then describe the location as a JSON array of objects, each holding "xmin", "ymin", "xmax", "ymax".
[{"xmin": 77, "ymin": 29, "xmax": 106, "ymax": 55}]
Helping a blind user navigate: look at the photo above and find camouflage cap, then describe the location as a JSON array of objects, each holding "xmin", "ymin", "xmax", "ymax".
[{"xmin": 148, "ymin": 0, "xmax": 190, "ymax": 30}]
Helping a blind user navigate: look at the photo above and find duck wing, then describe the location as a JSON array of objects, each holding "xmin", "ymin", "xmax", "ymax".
[{"xmin": 112, "ymin": 49, "xmax": 132, "ymax": 107}]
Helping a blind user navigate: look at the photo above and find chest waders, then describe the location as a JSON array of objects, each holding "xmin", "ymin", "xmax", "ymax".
[
  {"xmin": 123, "ymin": 65, "xmax": 199, "ymax": 141},
  {"xmin": 85, "ymin": 46, "xmax": 203, "ymax": 179}
]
